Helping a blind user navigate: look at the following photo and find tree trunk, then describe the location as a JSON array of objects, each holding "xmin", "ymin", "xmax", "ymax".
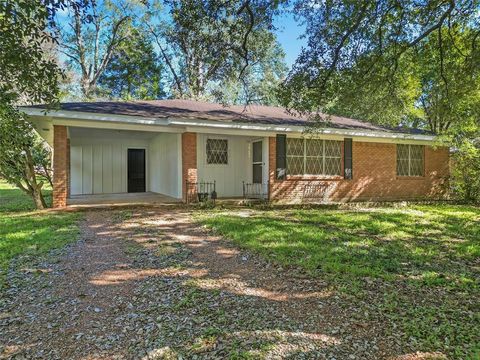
[
  {"xmin": 81, "ymin": 77, "xmax": 93, "ymax": 98},
  {"xmin": 31, "ymin": 188, "xmax": 47, "ymax": 209},
  {"xmin": 24, "ymin": 148, "xmax": 47, "ymax": 209}
]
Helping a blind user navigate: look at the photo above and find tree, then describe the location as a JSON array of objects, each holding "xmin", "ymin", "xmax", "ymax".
[
  {"xmin": 148, "ymin": 0, "xmax": 286, "ymax": 104},
  {"xmin": 32, "ymin": 141, "xmax": 54, "ymax": 189},
  {"xmin": 280, "ymin": 0, "xmax": 479, "ymax": 118},
  {"xmin": 0, "ymin": 0, "xmax": 89, "ymax": 209},
  {"xmin": 56, "ymin": 0, "xmax": 144, "ymax": 98},
  {"xmin": 450, "ymin": 135, "xmax": 480, "ymax": 203},
  {"xmin": 316, "ymin": 27, "xmax": 480, "ymax": 134},
  {"xmin": 0, "ymin": 104, "xmax": 51, "ymax": 209},
  {"xmin": 98, "ymin": 28, "xmax": 165, "ymax": 99},
  {"xmin": 210, "ymin": 29, "xmax": 288, "ymax": 105},
  {"xmin": 0, "ymin": 0, "xmax": 72, "ymax": 105}
]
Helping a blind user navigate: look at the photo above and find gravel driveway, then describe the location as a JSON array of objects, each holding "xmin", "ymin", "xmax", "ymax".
[{"xmin": 0, "ymin": 207, "xmax": 438, "ymax": 359}]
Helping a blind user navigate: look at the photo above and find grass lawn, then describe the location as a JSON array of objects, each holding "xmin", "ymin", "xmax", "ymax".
[
  {"xmin": 0, "ymin": 180, "xmax": 81, "ymax": 287},
  {"xmin": 199, "ymin": 204, "xmax": 480, "ymax": 358}
]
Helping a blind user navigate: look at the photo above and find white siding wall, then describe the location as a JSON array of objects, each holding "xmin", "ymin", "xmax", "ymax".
[
  {"xmin": 148, "ymin": 133, "xmax": 182, "ymax": 199},
  {"xmin": 197, "ymin": 134, "xmax": 252, "ymax": 197},
  {"xmin": 70, "ymin": 137, "xmax": 149, "ymax": 195}
]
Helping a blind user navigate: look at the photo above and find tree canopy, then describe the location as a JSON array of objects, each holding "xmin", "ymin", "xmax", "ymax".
[
  {"xmin": 147, "ymin": 0, "xmax": 286, "ymax": 104},
  {"xmin": 98, "ymin": 28, "xmax": 165, "ymax": 100},
  {"xmin": 53, "ymin": 0, "xmax": 287, "ymax": 104},
  {"xmin": 55, "ymin": 0, "xmax": 148, "ymax": 98},
  {"xmin": 280, "ymin": 0, "xmax": 480, "ymax": 133},
  {"xmin": 0, "ymin": 0, "xmax": 69, "ymax": 104}
]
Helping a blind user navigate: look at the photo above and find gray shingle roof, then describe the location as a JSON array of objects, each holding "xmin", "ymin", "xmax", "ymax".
[{"xmin": 30, "ymin": 99, "xmax": 430, "ymax": 135}]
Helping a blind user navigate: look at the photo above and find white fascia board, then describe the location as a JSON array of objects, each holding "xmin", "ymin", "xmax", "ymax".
[
  {"xmin": 21, "ymin": 107, "xmax": 437, "ymax": 143},
  {"xmin": 22, "ymin": 107, "xmax": 171, "ymax": 126},
  {"xmin": 23, "ymin": 108, "xmax": 183, "ymax": 133},
  {"xmin": 178, "ymin": 120, "xmax": 436, "ymax": 143}
]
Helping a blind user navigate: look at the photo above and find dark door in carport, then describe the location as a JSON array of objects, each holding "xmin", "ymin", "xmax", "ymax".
[{"xmin": 127, "ymin": 149, "xmax": 146, "ymax": 193}]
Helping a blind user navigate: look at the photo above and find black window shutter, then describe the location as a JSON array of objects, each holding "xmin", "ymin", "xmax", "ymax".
[
  {"xmin": 344, "ymin": 138, "xmax": 353, "ymax": 179},
  {"xmin": 276, "ymin": 134, "xmax": 286, "ymax": 180}
]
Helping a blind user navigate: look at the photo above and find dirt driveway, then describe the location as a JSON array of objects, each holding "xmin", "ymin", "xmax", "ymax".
[{"xmin": 0, "ymin": 207, "xmax": 435, "ymax": 359}]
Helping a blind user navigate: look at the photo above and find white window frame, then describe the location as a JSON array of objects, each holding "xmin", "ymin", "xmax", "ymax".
[
  {"xmin": 287, "ymin": 138, "xmax": 342, "ymax": 176},
  {"xmin": 205, "ymin": 138, "xmax": 229, "ymax": 165},
  {"xmin": 397, "ymin": 144, "xmax": 424, "ymax": 177}
]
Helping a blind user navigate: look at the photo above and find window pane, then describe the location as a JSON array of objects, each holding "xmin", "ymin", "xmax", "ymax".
[
  {"xmin": 206, "ymin": 139, "xmax": 228, "ymax": 164},
  {"xmin": 410, "ymin": 159, "xmax": 424, "ymax": 176},
  {"xmin": 397, "ymin": 144, "xmax": 409, "ymax": 160},
  {"xmin": 287, "ymin": 156, "xmax": 304, "ymax": 175},
  {"xmin": 287, "ymin": 138, "xmax": 304, "ymax": 175},
  {"xmin": 410, "ymin": 145, "xmax": 423, "ymax": 160},
  {"xmin": 253, "ymin": 163, "xmax": 262, "ymax": 183},
  {"xmin": 324, "ymin": 140, "xmax": 341, "ymax": 157},
  {"xmin": 306, "ymin": 157, "xmax": 323, "ymax": 174},
  {"xmin": 305, "ymin": 139, "xmax": 323, "ymax": 175},
  {"xmin": 306, "ymin": 139, "xmax": 323, "ymax": 156},
  {"xmin": 324, "ymin": 141, "xmax": 341, "ymax": 175},
  {"xmin": 397, "ymin": 158, "xmax": 409, "ymax": 176},
  {"xmin": 287, "ymin": 138, "xmax": 304, "ymax": 156},
  {"xmin": 325, "ymin": 157, "xmax": 342, "ymax": 175},
  {"xmin": 397, "ymin": 144, "xmax": 424, "ymax": 176},
  {"xmin": 252, "ymin": 141, "xmax": 262, "ymax": 163}
]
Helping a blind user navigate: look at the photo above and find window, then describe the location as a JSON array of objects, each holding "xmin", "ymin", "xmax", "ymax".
[
  {"xmin": 206, "ymin": 138, "xmax": 228, "ymax": 164},
  {"xmin": 287, "ymin": 138, "xmax": 342, "ymax": 176},
  {"xmin": 397, "ymin": 144, "xmax": 424, "ymax": 177}
]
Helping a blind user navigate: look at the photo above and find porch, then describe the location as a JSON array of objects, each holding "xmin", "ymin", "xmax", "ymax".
[
  {"xmin": 67, "ymin": 192, "xmax": 181, "ymax": 207},
  {"xmin": 54, "ymin": 126, "xmax": 271, "ymax": 207}
]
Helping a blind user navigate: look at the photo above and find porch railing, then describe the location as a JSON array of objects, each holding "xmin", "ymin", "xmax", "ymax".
[
  {"xmin": 242, "ymin": 181, "xmax": 269, "ymax": 201},
  {"xmin": 185, "ymin": 180, "xmax": 216, "ymax": 204}
]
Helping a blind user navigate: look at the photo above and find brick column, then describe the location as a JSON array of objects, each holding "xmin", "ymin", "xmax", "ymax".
[
  {"xmin": 53, "ymin": 125, "xmax": 68, "ymax": 208},
  {"xmin": 182, "ymin": 132, "xmax": 197, "ymax": 202}
]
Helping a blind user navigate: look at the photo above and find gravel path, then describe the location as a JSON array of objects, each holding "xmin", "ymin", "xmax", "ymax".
[{"xmin": 0, "ymin": 207, "xmax": 439, "ymax": 359}]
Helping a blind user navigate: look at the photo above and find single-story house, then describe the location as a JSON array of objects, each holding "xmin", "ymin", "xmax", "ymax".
[{"xmin": 22, "ymin": 99, "xmax": 449, "ymax": 208}]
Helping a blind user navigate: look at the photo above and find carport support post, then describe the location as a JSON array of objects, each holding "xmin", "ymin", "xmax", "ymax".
[
  {"xmin": 182, "ymin": 132, "xmax": 197, "ymax": 202},
  {"xmin": 53, "ymin": 125, "xmax": 68, "ymax": 208}
]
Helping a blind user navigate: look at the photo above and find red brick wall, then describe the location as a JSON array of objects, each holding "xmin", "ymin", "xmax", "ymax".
[
  {"xmin": 182, "ymin": 132, "xmax": 197, "ymax": 201},
  {"xmin": 53, "ymin": 125, "xmax": 68, "ymax": 208},
  {"xmin": 268, "ymin": 137, "xmax": 449, "ymax": 203}
]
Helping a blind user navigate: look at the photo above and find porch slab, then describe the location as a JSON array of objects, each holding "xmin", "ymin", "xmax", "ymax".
[{"xmin": 67, "ymin": 192, "xmax": 181, "ymax": 207}]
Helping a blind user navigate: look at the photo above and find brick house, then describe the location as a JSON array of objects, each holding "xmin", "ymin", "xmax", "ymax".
[{"xmin": 22, "ymin": 99, "xmax": 449, "ymax": 208}]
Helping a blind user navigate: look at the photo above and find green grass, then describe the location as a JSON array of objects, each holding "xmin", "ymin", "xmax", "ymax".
[
  {"xmin": 0, "ymin": 179, "xmax": 80, "ymax": 287},
  {"xmin": 200, "ymin": 205, "xmax": 479, "ymax": 286},
  {"xmin": 199, "ymin": 205, "xmax": 480, "ymax": 358},
  {"xmin": 0, "ymin": 180, "xmax": 52, "ymax": 212}
]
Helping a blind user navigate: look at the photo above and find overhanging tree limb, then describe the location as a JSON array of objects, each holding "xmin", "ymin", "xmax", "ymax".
[{"xmin": 149, "ymin": 25, "xmax": 184, "ymax": 97}]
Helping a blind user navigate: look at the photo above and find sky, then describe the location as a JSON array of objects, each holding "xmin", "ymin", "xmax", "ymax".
[{"xmin": 274, "ymin": 12, "xmax": 306, "ymax": 68}]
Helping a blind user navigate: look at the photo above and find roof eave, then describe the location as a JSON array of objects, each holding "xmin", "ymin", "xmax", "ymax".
[{"xmin": 21, "ymin": 107, "xmax": 437, "ymax": 142}]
